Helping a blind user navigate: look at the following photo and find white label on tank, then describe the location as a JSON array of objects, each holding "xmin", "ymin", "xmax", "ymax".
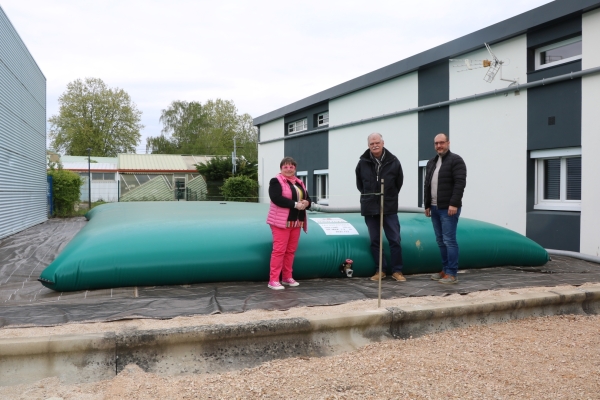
[{"xmin": 310, "ymin": 218, "xmax": 359, "ymax": 235}]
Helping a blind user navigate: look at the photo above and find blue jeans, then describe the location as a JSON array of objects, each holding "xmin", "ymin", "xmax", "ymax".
[
  {"xmin": 364, "ymin": 214, "xmax": 403, "ymax": 274},
  {"xmin": 430, "ymin": 206, "xmax": 461, "ymax": 277}
]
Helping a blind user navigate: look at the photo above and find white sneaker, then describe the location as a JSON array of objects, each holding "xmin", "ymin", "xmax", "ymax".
[
  {"xmin": 281, "ymin": 278, "xmax": 299, "ymax": 287},
  {"xmin": 268, "ymin": 281, "xmax": 284, "ymax": 290}
]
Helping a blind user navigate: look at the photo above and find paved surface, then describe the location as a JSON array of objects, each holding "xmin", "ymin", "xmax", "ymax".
[{"xmin": 1, "ymin": 218, "xmax": 600, "ymax": 328}]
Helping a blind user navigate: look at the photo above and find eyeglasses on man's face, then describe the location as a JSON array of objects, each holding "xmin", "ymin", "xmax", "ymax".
[{"xmin": 434, "ymin": 141, "xmax": 447, "ymax": 146}]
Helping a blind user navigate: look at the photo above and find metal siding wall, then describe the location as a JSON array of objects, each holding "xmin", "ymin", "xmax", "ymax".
[{"xmin": 0, "ymin": 7, "xmax": 47, "ymax": 239}]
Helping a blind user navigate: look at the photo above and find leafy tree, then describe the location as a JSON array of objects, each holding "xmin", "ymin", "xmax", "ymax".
[
  {"xmin": 195, "ymin": 156, "xmax": 232, "ymax": 181},
  {"xmin": 220, "ymin": 175, "xmax": 259, "ymax": 202},
  {"xmin": 49, "ymin": 78, "xmax": 143, "ymax": 156},
  {"xmin": 195, "ymin": 156, "xmax": 258, "ymax": 181},
  {"xmin": 146, "ymin": 99, "xmax": 258, "ymax": 161},
  {"xmin": 47, "ymin": 167, "xmax": 83, "ymax": 217}
]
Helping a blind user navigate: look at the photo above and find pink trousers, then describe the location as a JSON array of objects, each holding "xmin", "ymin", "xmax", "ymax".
[{"xmin": 269, "ymin": 225, "xmax": 301, "ymax": 282}]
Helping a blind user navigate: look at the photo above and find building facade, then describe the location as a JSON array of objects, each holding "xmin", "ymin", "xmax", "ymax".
[
  {"xmin": 254, "ymin": 0, "xmax": 600, "ymax": 256},
  {"xmin": 0, "ymin": 6, "xmax": 47, "ymax": 239},
  {"xmin": 60, "ymin": 156, "xmax": 119, "ymax": 203}
]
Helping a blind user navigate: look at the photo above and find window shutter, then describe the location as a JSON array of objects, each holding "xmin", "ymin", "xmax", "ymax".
[
  {"xmin": 566, "ymin": 157, "xmax": 581, "ymax": 200},
  {"xmin": 544, "ymin": 159, "xmax": 560, "ymax": 200}
]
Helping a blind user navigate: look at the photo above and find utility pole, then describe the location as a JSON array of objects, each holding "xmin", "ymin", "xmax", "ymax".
[
  {"xmin": 87, "ymin": 148, "xmax": 91, "ymax": 210},
  {"xmin": 232, "ymin": 137, "xmax": 237, "ymax": 175}
]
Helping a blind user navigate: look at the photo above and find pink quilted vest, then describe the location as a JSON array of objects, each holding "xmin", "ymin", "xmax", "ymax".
[{"xmin": 266, "ymin": 173, "xmax": 309, "ymax": 232}]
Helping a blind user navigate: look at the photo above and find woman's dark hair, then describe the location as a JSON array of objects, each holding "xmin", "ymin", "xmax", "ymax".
[{"xmin": 280, "ymin": 157, "xmax": 297, "ymax": 168}]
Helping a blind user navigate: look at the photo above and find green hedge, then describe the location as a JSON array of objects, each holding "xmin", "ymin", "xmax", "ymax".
[
  {"xmin": 220, "ymin": 176, "xmax": 259, "ymax": 202},
  {"xmin": 48, "ymin": 169, "xmax": 83, "ymax": 217}
]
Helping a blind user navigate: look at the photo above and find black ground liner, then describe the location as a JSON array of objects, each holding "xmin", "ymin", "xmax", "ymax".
[{"xmin": 1, "ymin": 218, "xmax": 599, "ymax": 328}]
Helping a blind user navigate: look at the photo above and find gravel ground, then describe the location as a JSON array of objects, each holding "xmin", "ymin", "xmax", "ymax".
[
  {"xmin": 1, "ymin": 314, "xmax": 599, "ymax": 399},
  {"xmin": 1, "ymin": 284, "xmax": 600, "ymax": 399}
]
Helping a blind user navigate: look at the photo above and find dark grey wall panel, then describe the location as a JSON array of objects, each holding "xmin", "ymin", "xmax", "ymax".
[
  {"xmin": 283, "ymin": 102, "xmax": 328, "ymax": 136},
  {"xmin": 527, "ymin": 77, "xmax": 581, "ymax": 150},
  {"xmin": 284, "ymin": 131, "xmax": 328, "ymax": 199},
  {"xmin": 418, "ymin": 62, "xmax": 449, "ymax": 162},
  {"xmin": 418, "ymin": 62, "xmax": 449, "ymax": 106},
  {"xmin": 418, "ymin": 107, "xmax": 449, "ymax": 161},
  {"xmin": 526, "ymin": 211, "xmax": 580, "ymax": 252},
  {"xmin": 527, "ymin": 16, "xmax": 581, "ymax": 49},
  {"xmin": 528, "ymin": 60, "xmax": 581, "ymax": 82}
]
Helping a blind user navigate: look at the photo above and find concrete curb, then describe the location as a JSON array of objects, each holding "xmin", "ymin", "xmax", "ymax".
[{"xmin": 1, "ymin": 287, "xmax": 599, "ymax": 386}]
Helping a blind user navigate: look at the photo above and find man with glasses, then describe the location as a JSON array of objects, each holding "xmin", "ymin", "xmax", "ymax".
[
  {"xmin": 424, "ymin": 133, "xmax": 467, "ymax": 284},
  {"xmin": 356, "ymin": 133, "xmax": 405, "ymax": 282}
]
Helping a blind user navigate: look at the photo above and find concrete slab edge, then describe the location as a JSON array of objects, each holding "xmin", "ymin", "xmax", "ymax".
[{"xmin": 1, "ymin": 287, "xmax": 599, "ymax": 386}]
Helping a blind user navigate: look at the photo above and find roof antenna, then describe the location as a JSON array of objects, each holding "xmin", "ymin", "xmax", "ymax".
[{"xmin": 449, "ymin": 43, "xmax": 518, "ymax": 95}]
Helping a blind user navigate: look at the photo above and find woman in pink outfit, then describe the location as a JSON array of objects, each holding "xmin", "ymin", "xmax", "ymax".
[{"xmin": 266, "ymin": 157, "xmax": 311, "ymax": 290}]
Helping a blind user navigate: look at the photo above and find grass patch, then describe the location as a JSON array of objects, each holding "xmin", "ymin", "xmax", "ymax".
[{"xmin": 75, "ymin": 200, "xmax": 108, "ymax": 217}]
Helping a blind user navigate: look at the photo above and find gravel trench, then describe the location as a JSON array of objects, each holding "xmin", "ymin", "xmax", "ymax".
[{"xmin": 1, "ymin": 285, "xmax": 600, "ymax": 399}]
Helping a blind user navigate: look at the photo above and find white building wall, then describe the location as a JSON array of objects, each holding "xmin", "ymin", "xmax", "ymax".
[
  {"xmin": 258, "ymin": 118, "xmax": 285, "ymax": 203},
  {"xmin": 449, "ymin": 35, "xmax": 528, "ymax": 234},
  {"xmin": 581, "ymin": 8, "xmax": 600, "ymax": 256},
  {"xmin": 329, "ymin": 73, "xmax": 419, "ymax": 208},
  {"xmin": 330, "ymin": 73, "xmax": 418, "ymax": 125},
  {"xmin": 259, "ymin": 117, "xmax": 284, "ymax": 142},
  {"xmin": 92, "ymin": 181, "xmax": 119, "ymax": 202}
]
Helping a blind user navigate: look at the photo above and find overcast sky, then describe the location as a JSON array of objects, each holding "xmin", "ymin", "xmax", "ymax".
[{"xmin": 1, "ymin": 0, "xmax": 553, "ymax": 153}]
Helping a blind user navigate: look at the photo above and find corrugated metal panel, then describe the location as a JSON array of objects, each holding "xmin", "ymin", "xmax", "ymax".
[
  {"xmin": 186, "ymin": 175, "xmax": 208, "ymax": 200},
  {"xmin": 120, "ymin": 175, "xmax": 174, "ymax": 201},
  {"xmin": 118, "ymin": 154, "xmax": 189, "ymax": 171},
  {"xmin": 0, "ymin": 7, "xmax": 47, "ymax": 240},
  {"xmin": 60, "ymin": 156, "xmax": 117, "ymax": 164}
]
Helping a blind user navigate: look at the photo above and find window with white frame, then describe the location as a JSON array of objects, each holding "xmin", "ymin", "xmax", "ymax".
[
  {"xmin": 534, "ymin": 36, "xmax": 582, "ymax": 70},
  {"xmin": 314, "ymin": 169, "xmax": 329, "ymax": 205},
  {"xmin": 288, "ymin": 118, "xmax": 307, "ymax": 134},
  {"xmin": 317, "ymin": 112, "xmax": 329, "ymax": 127},
  {"xmin": 531, "ymin": 147, "xmax": 581, "ymax": 211},
  {"xmin": 296, "ymin": 171, "xmax": 308, "ymax": 191}
]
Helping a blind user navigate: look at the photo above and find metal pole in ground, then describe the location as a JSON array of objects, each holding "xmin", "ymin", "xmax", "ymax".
[
  {"xmin": 87, "ymin": 148, "xmax": 91, "ymax": 210},
  {"xmin": 378, "ymin": 179, "xmax": 384, "ymax": 308}
]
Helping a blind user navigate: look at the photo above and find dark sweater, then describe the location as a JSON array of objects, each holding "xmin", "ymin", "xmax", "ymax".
[
  {"xmin": 355, "ymin": 148, "xmax": 404, "ymax": 216},
  {"xmin": 424, "ymin": 150, "xmax": 467, "ymax": 210}
]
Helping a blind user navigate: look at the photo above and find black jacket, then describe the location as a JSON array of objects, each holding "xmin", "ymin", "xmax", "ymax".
[
  {"xmin": 355, "ymin": 148, "xmax": 404, "ymax": 216},
  {"xmin": 424, "ymin": 150, "xmax": 467, "ymax": 210}
]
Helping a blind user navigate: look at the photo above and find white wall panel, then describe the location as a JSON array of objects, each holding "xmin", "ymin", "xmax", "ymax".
[
  {"xmin": 580, "ymin": 8, "xmax": 600, "ymax": 256},
  {"xmin": 257, "ymin": 141, "xmax": 284, "ymax": 204},
  {"xmin": 259, "ymin": 117, "xmax": 284, "ymax": 142},
  {"xmin": 329, "ymin": 114, "xmax": 418, "ymax": 208},
  {"xmin": 449, "ymin": 35, "xmax": 528, "ymax": 234},
  {"xmin": 92, "ymin": 181, "xmax": 119, "ymax": 202},
  {"xmin": 329, "ymin": 72, "xmax": 418, "ymax": 125},
  {"xmin": 449, "ymin": 95, "xmax": 528, "ymax": 233}
]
